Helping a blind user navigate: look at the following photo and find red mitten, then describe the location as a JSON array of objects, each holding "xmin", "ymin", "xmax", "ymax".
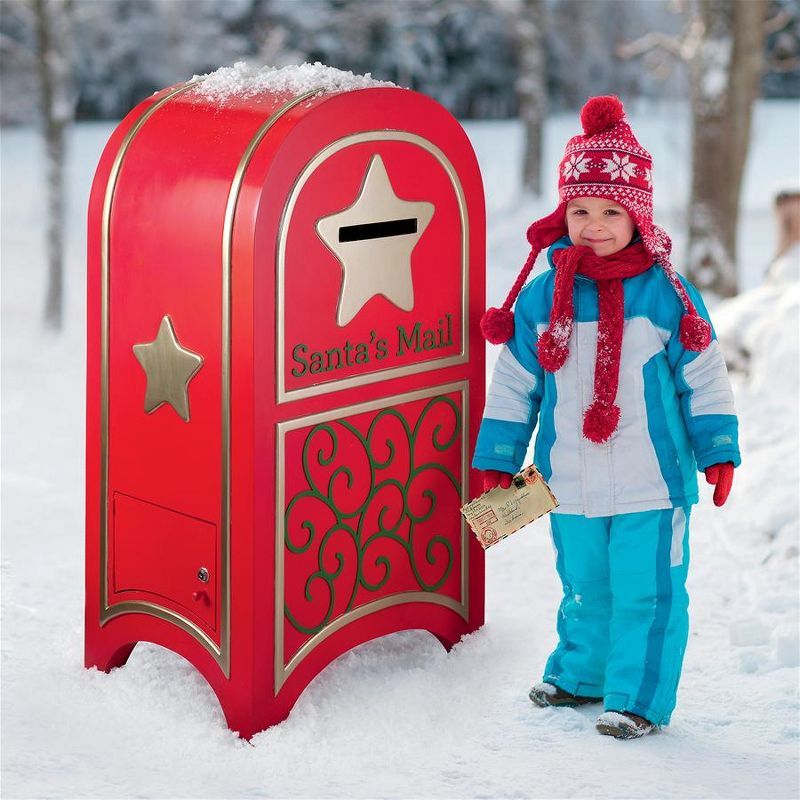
[
  {"xmin": 704, "ymin": 462, "xmax": 735, "ymax": 507},
  {"xmin": 483, "ymin": 469, "xmax": 513, "ymax": 492}
]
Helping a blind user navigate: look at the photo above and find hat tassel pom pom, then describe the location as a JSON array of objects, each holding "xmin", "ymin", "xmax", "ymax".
[
  {"xmin": 679, "ymin": 315, "xmax": 712, "ymax": 351},
  {"xmin": 480, "ymin": 307, "xmax": 515, "ymax": 344},
  {"xmin": 537, "ymin": 330, "xmax": 570, "ymax": 373},
  {"xmin": 583, "ymin": 401, "xmax": 620, "ymax": 444}
]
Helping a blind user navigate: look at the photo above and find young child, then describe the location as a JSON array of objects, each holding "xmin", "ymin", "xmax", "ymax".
[{"xmin": 473, "ymin": 96, "xmax": 740, "ymax": 740}]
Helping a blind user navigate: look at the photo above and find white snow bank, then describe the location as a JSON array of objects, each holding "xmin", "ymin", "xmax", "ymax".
[
  {"xmin": 191, "ymin": 61, "xmax": 396, "ymax": 103},
  {"xmin": 729, "ymin": 618, "xmax": 772, "ymax": 647},
  {"xmin": 714, "ymin": 281, "xmax": 800, "ymax": 393},
  {"xmin": 713, "ymin": 278, "xmax": 799, "ymax": 559},
  {"xmin": 765, "ymin": 242, "xmax": 800, "ymax": 284},
  {"xmin": 710, "ymin": 279, "xmax": 799, "ymax": 679}
]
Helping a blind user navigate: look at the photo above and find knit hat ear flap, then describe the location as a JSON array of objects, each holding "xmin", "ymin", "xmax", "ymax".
[
  {"xmin": 649, "ymin": 225, "xmax": 712, "ymax": 351},
  {"xmin": 480, "ymin": 207, "xmax": 567, "ymax": 344},
  {"xmin": 480, "ymin": 258, "xmax": 535, "ymax": 344}
]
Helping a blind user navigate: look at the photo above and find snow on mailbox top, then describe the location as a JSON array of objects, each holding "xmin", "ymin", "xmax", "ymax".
[{"xmin": 191, "ymin": 61, "xmax": 397, "ymax": 105}]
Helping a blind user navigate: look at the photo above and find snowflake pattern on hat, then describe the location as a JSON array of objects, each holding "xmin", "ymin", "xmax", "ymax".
[
  {"xmin": 562, "ymin": 154, "xmax": 591, "ymax": 181},
  {"xmin": 554, "ymin": 107, "xmax": 659, "ymax": 262},
  {"xmin": 601, "ymin": 152, "xmax": 637, "ymax": 183}
]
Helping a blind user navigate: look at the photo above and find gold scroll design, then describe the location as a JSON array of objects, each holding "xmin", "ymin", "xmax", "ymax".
[{"xmin": 275, "ymin": 382, "xmax": 470, "ymax": 693}]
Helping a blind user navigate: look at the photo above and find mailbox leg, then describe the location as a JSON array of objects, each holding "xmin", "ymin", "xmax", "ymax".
[
  {"xmin": 85, "ymin": 637, "xmax": 137, "ymax": 672},
  {"xmin": 224, "ymin": 705, "xmax": 290, "ymax": 742},
  {"xmin": 432, "ymin": 632, "xmax": 458, "ymax": 653},
  {"xmin": 84, "ymin": 627, "xmax": 261, "ymax": 738},
  {"xmin": 431, "ymin": 616, "xmax": 482, "ymax": 653}
]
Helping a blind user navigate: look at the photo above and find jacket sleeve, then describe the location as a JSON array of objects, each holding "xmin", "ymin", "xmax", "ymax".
[
  {"xmin": 472, "ymin": 284, "xmax": 544, "ymax": 474},
  {"xmin": 667, "ymin": 278, "xmax": 741, "ymax": 471}
]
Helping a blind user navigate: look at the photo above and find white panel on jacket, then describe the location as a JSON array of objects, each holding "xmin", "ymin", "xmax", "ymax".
[
  {"xmin": 483, "ymin": 345, "xmax": 537, "ymax": 424},
  {"xmin": 682, "ymin": 340, "xmax": 737, "ymax": 417}
]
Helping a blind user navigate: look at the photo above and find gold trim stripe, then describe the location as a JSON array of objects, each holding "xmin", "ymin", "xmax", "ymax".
[
  {"xmin": 274, "ymin": 380, "xmax": 470, "ymax": 693},
  {"xmin": 217, "ymin": 88, "xmax": 320, "ymax": 677},
  {"xmin": 284, "ymin": 592, "xmax": 464, "ymax": 679},
  {"xmin": 103, "ymin": 601, "xmax": 220, "ymax": 653},
  {"xmin": 100, "ymin": 82, "xmax": 199, "ymax": 620}
]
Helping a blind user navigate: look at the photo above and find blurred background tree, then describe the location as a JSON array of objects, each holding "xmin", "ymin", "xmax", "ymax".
[
  {"xmin": 618, "ymin": 0, "xmax": 796, "ymax": 298},
  {"xmin": 1, "ymin": 0, "xmax": 798, "ymax": 327},
  {"xmin": 2, "ymin": 0, "xmax": 76, "ymax": 329}
]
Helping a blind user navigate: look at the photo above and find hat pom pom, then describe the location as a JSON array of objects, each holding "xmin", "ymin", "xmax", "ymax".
[
  {"xmin": 580, "ymin": 95, "xmax": 624, "ymax": 137},
  {"xmin": 583, "ymin": 401, "xmax": 620, "ymax": 443},
  {"xmin": 481, "ymin": 307, "xmax": 515, "ymax": 344},
  {"xmin": 679, "ymin": 314, "xmax": 712, "ymax": 351}
]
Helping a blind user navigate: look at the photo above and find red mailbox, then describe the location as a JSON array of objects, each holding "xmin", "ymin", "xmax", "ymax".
[{"xmin": 85, "ymin": 72, "xmax": 485, "ymax": 738}]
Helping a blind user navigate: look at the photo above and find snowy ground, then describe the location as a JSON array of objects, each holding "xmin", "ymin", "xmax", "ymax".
[{"xmin": 2, "ymin": 101, "xmax": 799, "ymax": 799}]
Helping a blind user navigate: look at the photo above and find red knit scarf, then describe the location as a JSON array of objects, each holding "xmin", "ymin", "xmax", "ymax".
[{"xmin": 537, "ymin": 242, "xmax": 653, "ymax": 443}]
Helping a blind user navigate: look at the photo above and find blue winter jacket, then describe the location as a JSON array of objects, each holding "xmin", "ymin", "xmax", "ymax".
[{"xmin": 473, "ymin": 237, "xmax": 741, "ymax": 518}]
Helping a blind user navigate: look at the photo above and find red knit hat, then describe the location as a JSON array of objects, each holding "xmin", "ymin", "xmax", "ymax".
[{"xmin": 481, "ymin": 95, "xmax": 711, "ymax": 351}]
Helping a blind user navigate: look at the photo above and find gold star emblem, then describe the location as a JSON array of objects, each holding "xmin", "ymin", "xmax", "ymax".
[
  {"xmin": 316, "ymin": 154, "xmax": 434, "ymax": 326},
  {"xmin": 132, "ymin": 315, "xmax": 203, "ymax": 422}
]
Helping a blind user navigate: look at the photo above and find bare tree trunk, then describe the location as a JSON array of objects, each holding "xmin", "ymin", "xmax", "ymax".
[
  {"xmin": 515, "ymin": 0, "xmax": 547, "ymax": 195},
  {"xmin": 687, "ymin": 0, "xmax": 766, "ymax": 298},
  {"xmin": 34, "ymin": 0, "xmax": 73, "ymax": 331}
]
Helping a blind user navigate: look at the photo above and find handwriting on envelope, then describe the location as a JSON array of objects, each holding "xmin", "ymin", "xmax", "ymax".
[{"xmin": 461, "ymin": 465, "xmax": 558, "ymax": 549}]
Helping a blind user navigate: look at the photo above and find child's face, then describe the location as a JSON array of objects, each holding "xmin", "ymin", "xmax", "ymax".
[{"xmin": 566, "ymin": 197, "xmax": 636, "ymax": 257}]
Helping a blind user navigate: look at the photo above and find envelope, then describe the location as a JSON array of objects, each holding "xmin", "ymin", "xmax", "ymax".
[{"xmin": 461, "ymin": 464, "xmax": 558, "ymax": 549}]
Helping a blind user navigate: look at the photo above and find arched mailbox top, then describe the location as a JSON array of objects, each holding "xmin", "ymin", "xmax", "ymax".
[
  {"xmin": 92, "ymin": 82, "xmax": 484, "ymax": 408},
  {"xmin": 243, "ymin": 87, "xmax": 484, "ymax": 404}
]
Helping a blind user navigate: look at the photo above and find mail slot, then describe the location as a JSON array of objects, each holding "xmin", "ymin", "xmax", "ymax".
[{"xmin": 84, "ymin": 72, "xmax": 486, "ymax": 737}]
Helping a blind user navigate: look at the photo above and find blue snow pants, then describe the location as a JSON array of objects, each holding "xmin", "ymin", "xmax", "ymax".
[{"xmin": 543, "ymin": 507, "xmax": 691, "ymax": 725}]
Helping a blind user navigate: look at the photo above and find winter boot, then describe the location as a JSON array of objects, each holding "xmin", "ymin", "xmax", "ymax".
[
  {"xmin": 529, "ymin": 682, "xmax": 602, "ymax": 708},
  {"xmin": 595, "ymin": 711, "xmax": 655, "ymax": 740}
]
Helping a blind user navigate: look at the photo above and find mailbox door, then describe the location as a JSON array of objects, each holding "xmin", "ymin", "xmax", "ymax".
[{"xmin": 248, "ymin": 87, "xmax": 486, "ymax": 701}]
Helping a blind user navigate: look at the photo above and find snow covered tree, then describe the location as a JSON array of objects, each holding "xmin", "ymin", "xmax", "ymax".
[
  {"xmin": 686, "ymin": 0, "xmax": 767, "ymax": 298},
  {"xmin": 71, "ymin": 0, "xmax": 166, "ymax": 120},
  {"xmin": 1, "ymin": 0, "xmax": 76, "ymax": 329},
  {"xmin": 518, "ymin": 0, "xmax": 546, "ymax": 194},
  {"xmin": 275, "ymin": 0, "xmax": 517, "ymax": 119},
  {"xmin": 70, "ymin": 0, "xmax": 257, "ymax": 119},
  {"xmin": 0, "ymin": 2, "xmax": 40, "ymax": 124},
  {"xmin": 492, "ymin": 0, "xmax": 547, "ymax": 194},
  {"xmin": 620, "ymin": 0, "xmax": 769, "ymax": 298},
  {"xmin": 546, "ymin": 0, "xmax": 684, "ymax": 109},
  {"xmin": 762, "ymin": 0, "xmax": 800, "ymax": 97}
]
